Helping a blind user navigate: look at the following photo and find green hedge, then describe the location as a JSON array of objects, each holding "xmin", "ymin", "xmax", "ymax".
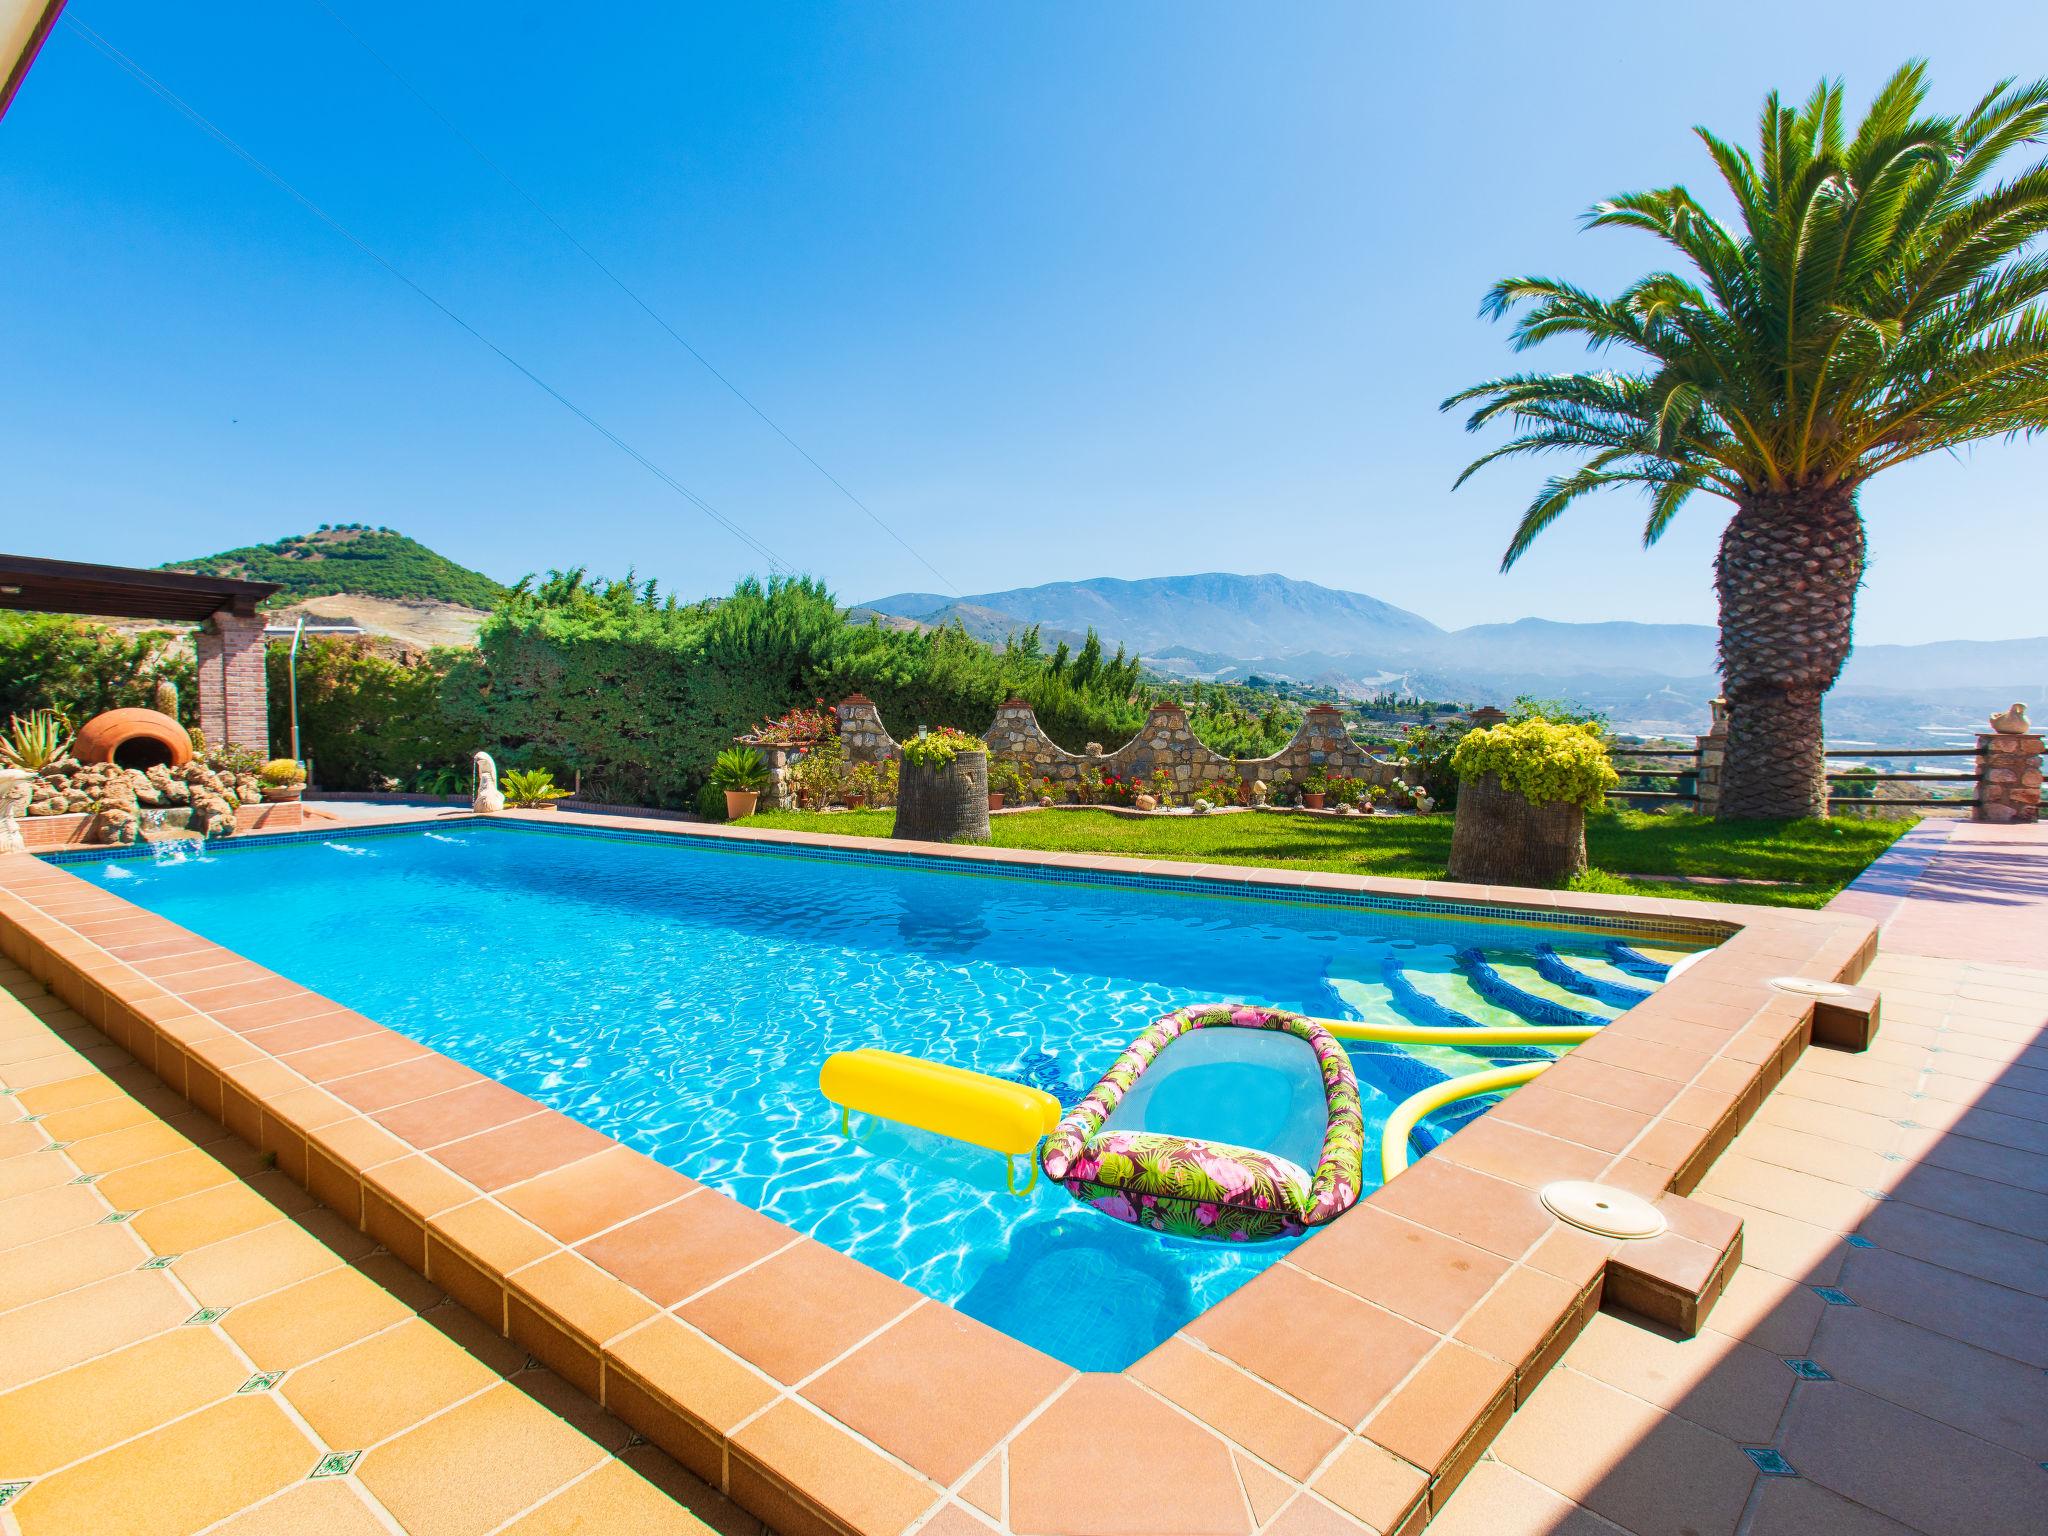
[
  {"xmin": 439, "ymin": 573, "xmax": 1145, "ymax": 809},
  {"xmin": 0, "ymin": 614, "xmax": 195, "ymax": 728}
]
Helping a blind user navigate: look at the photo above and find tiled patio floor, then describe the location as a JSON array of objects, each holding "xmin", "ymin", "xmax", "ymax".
[
  {"xmin": 1430, "ymin": 822, "xmax": 2048, "ymax": 1536},
  {"xmin": 0, "ymin": 955, "xmax": 767, "ymax": 1536}
]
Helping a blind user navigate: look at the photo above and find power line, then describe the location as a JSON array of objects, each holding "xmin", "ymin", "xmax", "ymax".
[
  {"xmin": 305, "ymin": 0, "xmax": 963, "ymax": 599},
  {"xmin": 63, "ymin": 14, "xmax": 793, "ymax": 577}
]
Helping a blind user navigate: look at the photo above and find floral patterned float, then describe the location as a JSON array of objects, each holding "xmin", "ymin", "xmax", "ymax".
[{"xmin": 1039, "ymin": 1004, "xmax": 1364, "ymax": 1241}]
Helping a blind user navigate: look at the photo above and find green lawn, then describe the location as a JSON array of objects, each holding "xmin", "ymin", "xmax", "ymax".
[{"xmin": 742, "ymin": 806, "xmax": 1912, "ymax": 909}]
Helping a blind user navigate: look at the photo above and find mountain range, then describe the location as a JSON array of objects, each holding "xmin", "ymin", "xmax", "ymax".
[{"xmin": 859, "ymin": 574, "xmax": 2048, "ymax": 737}]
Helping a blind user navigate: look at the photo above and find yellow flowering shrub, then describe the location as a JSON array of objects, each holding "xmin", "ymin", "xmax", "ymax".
[{"xmin": 1449, "ymin": 719, "xmax": 1618, "ymax": 810}]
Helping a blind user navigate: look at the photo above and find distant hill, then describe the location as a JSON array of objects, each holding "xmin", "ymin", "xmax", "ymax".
[
  {"xmin": 863, "ymin": 573, "xmax": 1442, "ymax": 656},
  {"xmin": 165, "ymin": 527, "xmax": 507, "ymax": 610},
  {"xmin": 859, "ymin": 570, "xmax": 2048, "ymax": 738}
]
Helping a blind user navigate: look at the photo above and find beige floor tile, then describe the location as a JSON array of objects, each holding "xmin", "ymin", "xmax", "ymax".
[
  {"xmin": 129, "ymin": 1181, "xmax": 291, "ymax": 1255},
  {"xmin": 0, "ymin": 1183, "xmax": 107, "ymax": 1257},
  {"xmin": 1423, "ymin": 1459, "xmax": 1621, "ymax": 1536},
  {"xmin": 208, "ymin": 1480, "xmax": 394, "ymax": 1535},
  {"xmin": 355, "ymin": 1381, "xmax": 609, "ymax": 1536},
  {"xmin": 169, "ymin": 1218, "xmax": 343, "ymax": 1311},
  {"xmin": 0, "ymin": 1221, "xmax": 143, "ymax": 1313},
  {"xmin": 1744, "ymin": 1475, "xmax": 1920, "ymax": 1535},
  {"xmin": 1702, "ymin": 1265, "xmax": 1824, "ymax": 1357},
  {"xmin": 221, "ymin": 1265, "xmax": 414, "ymax": 1373},
  {"xmin": 281, "ymin": 1316, "xmax": 499, "ymax": 1451},
  {"xmin": 1689, "ymin": 1194, "xmax": 1845, "ymax": 1285},
  {"xmin": 1562, "ymin": 1311, "xmax": 1794, "ymax": 1444},
  {"xmin": 1857, "ymin": 1197, "xmax": 2048, "ymax": 1294},
  {"xmin": 499, "ymin": 1457, "xmax": 721, "ymax": 1534},
  {"xmin": 1778, "ymin": 1380, "xmax": 2043, "ymax": 1536},
  {"xmin": 1488, "ymin": 1365, "xmax": 1756, "ymax": 1536},
  {"xmin": 10, "ymin": 1392, "xmax": 316, "ymax": 1536},
  {"xmin": 0, "ymin": 1148, "xmax": 73, "ymax": 1204},
  {"xmin": 0, "ymin": 1269, "xmax": 190, "ymax": 1390},
  {"xmin": 0, "ymin": 1326, "xmax": 249, "ymax": 1478},
  {"xmin": 1811, "ymin": 1304, "xmax": 2048, "ymax": 1458},
  {"xmin": 1836, "ymin": 1246, "xmax": 2048, "ymax": 1367},
  {"xmin": 94, "ymin": 1145, "xmax": 240, "ymax": 1211}
]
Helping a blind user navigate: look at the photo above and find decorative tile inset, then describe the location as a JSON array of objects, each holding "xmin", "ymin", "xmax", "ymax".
[
  {"xmin": 100, "ymin": 1211, "xmax": 136, "ymax": 1224},
  {"xmin": 1744, "ymin": 1447, "xmax": 1799, "ymax": 1477},
  {"xmin": 68, "ymin": 1172, "xmax": 99, "ymax": 1185},
  {"xmin": 1811, "ymin": 1287, "xmax": 1858, "ymax": 1308},
  {"xmin": 238, "ymin": 1372, "xmax": 283, "ymax": 1394},
  {"xmin": 138, "ymin": 1254, "xmax": 179, "ymax": 1270},
  {"xmin": 309, "ymin": 1451, "xmax": 361, "ymax": 1479},
  {"xmin": 1880, "ymin": 1151, "xmax": 1904, "ymax": 1162},
  {"xmin": 1862, "ymin": 1189, "xmax": 1891, "ymax": 1202},
  {"xmin": 0, "ymin": 1481, "xmax": 28, "ymax": 1508},
  {"xmin": 1783, "ymin": 1358, "xmax": 1833, "ymax": 1381},
  {"xmin": 184, "ymin": 1307, "xmax": 228, "ymax": 1326},
  {"xmin": 45, "ymin": 1141, "xmax": 72, "ymax": 1153}
]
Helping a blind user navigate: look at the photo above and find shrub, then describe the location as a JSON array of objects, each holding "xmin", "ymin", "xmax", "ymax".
[
  {"xmin": 708, "ymin": 748, "xmax": 769, "ymax": 793},
  {"xmin": 267, "ymin": 638, "xmax": 467, "ymax": 791},
  {"xmin": 502, "ymin": 767, "xmax": 570, "ymax": 806},
  {"xmin": 1451, "ymin": 720, "xmax": 1618, "ymax": 810},
  {"xmin": 988, "ymin": 758, "xmax": 1031, "ymax": 799},
  {"xmin": 695, "ymin": 783, "xmax": 730, "ymax": 820},
  {"xmin": 0, "ymin": 709, "xmax": 72, "ymax": 772},
  {"xmin": 900, "ymin": 729, "xmax": 986, "ymax": 769},
  {"xmin": 0, "ymin": 614, "xmax": 194, "ymax": 727},
  {"xmin": 257, "ymin": 759, "xmax": 306, "ymax": 787}
]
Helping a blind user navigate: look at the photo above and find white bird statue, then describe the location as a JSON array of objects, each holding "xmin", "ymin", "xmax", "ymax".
[
  {"xmin": 473, "ymin": 750, "xmax": 506, "ymax": 813},
  {"xmin": 1990, "ymin": 703, "xmax": 2031, "ymax": 736}
]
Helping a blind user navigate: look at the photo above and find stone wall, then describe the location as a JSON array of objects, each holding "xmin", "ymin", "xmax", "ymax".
[
  {"xmin": 1976, "ymin": 729, "xmax": 2043, "ymax": 824},
  {"xmin": 833, "ymin": 696, "xmax": 1403, "ymax": 797}
]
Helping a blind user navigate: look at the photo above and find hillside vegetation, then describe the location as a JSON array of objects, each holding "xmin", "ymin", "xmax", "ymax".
[{"xmin": 165, "ymin": 526, "xmax": 506, "ymax": 609}]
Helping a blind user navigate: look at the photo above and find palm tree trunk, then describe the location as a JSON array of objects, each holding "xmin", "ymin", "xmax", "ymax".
[{"xmin": 1714, "ymin": 486, "xmax": 1865, "ymax": 821}]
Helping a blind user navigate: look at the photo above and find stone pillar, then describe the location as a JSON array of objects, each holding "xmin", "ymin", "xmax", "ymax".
[
  {"xmin": 195, "ymin": 610, "xmax": 270, "ymax": 758},
  {"xmin": 1976, "ymin": 719, "xmax": 2041, "ymax": 824},
  {"xmin": 833, "ymin": 694, "xmax": 899, "ymax": 764},
  {"xmin": 1694, "ymin": 698, "xmax": 1728, "ymax": 818}
]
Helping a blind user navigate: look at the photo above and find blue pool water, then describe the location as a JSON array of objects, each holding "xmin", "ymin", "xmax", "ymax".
[{"xmin": 80, "ymin": 822, "xmax": 1677, "ymax": 1368}]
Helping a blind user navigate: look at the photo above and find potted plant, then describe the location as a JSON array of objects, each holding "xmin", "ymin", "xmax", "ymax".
[
  {"xmin": 1447, "ymin": 720, "xmax": 1617, "ymax": 885},
  {"xmin": 257, "ymin": 759, "xmax": 307, "ymax": 802},
  {"xmin": 893, "ymin": 729, "xmax": 990, "ymax": 843},
  {"xmin": 502, "ymin": 767, "xmax": 572, "ymax": 811},
  {"xmin": 710, "ymin": 748, "xmax": 769, "ymax": 820},
  {"xmin": 1301, "ymin": 768, "xmax": 1330, "ymax": 810},
  {"xmin": 987, "ymin": 757, "xmax": 1029, "ymax": 811}
]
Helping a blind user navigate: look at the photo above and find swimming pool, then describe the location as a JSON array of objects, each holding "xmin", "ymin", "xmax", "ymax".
[{"xmin": 75, "ymin": 821, "xmax": 1699, "ymax": 1368}]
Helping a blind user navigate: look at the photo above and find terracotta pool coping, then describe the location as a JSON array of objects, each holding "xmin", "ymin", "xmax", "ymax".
[{"xmin": 0, "ymin": 812, "xmax": 1881, "ymax": 1536}]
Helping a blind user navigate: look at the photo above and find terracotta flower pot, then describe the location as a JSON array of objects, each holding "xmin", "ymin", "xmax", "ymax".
[
  {"xmin": 988, "ymin": 792, "xmax": 1005, "ymax": 812},
  {"xmin": 724, "ymin": 789, "xmax": 760, "ymax": 820},
  {"xmin": 1302, "ymin": 792, "xmax": 1326, "ymax": 810},
  {"xmin": 259, "ymin": 786, "xmax": 303, "ymax": 803}
]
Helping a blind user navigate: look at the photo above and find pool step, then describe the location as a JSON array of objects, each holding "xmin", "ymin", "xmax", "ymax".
[
  {"xmin": 1455, "ymin": 950, "xmax": 1609, "ymax": 1031},
  {"xmin": 1379, "ymin": 959, "xmax": 1553, "ymax": 1063},
  {"xmin": 1603, "ymin": 940, "xmax": 1674, "ymax": 981},
  {"xmin": 1533, "ymin": 944, "xmax": 1654, "ymax": 1007}
]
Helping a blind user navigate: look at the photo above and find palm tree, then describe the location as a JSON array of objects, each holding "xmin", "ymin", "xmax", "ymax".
[{"xmin": 1447, "ymin": 65, "xmax": 2048, "ymax": 819}]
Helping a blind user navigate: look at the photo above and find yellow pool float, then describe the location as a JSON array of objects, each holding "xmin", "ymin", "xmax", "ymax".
[{"xmin": 820, "ymin": 1048, "xmax": 1062, "ymax": 1192}]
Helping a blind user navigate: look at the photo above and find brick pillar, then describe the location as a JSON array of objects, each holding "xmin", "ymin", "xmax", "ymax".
[
  {"xmin": 1975, "ymin": 725, "xmax": 2042, "ymax": 823},
  {"xmin": 1694, "ymin": 697, "xmax": 1728, "ymax": 818},
  {"xmin": 195, "ymin": 610, "xmax": 270, "ymax": 758}
]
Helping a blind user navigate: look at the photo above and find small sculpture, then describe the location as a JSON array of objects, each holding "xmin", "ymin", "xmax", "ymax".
[
  {"xmin": 1990, "ymin": 703, "xmax": 2031, "ymax": 735},
  {"xmin": 0, "ymin": 768, "xmax": 33, "ymax": 853},
  {"xmin": 473, "ymin": 750, "xmax": 506, "ymax": 813}
]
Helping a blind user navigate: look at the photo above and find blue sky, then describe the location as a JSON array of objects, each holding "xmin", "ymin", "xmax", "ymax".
[{"xmin": 4, "ymin": 2, "xmax": 2042, "ymax": 642}]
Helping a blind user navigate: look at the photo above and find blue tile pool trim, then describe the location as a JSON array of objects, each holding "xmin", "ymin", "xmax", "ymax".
[{"xmin": 35, "ymin": 814, "xmax": 1733, "ymax": 941}]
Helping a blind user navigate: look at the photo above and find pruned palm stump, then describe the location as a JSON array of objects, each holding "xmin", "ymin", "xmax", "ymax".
[
  {"xmin": 1447, "ymin": 773, "xmax": 1587, "ymax": 887},
  {"xmin": 1446, "ymin": 66, "xmax": 2048, "ymax": 820},
  {"xmin": 894, "ymin": 750, "xmax": 991, "ymax": 844}
]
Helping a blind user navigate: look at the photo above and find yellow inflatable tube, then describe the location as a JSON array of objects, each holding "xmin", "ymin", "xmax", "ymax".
[
  {"xmin": 1380, "ymin": 1062, "xmax": 1550, "ymax": 1183},
  {"xmin": 820, "ymin": 1049, "xmax": 1061, "ymax": 1157},
  {"xmin": 1324, "ymin": 1018, "xmax": 1598, "ymax": 1048}
]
